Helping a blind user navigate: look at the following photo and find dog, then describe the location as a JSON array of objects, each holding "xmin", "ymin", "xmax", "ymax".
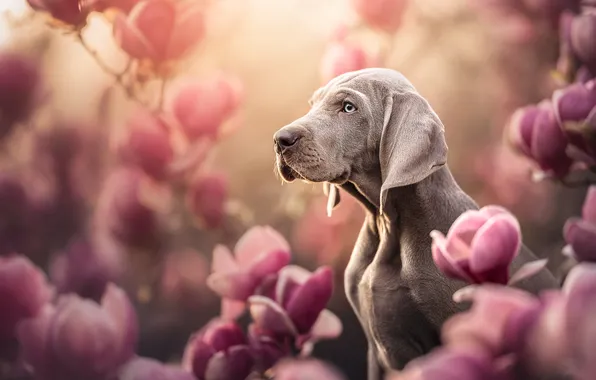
[{"xmin": 273, "ymin": 68, "xmax": 560, "ymax": 379}]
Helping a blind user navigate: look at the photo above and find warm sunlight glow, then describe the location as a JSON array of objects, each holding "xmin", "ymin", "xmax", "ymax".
[{"xmin": 0, "ymin": 0, "xmax": 28, "ymax": 47}]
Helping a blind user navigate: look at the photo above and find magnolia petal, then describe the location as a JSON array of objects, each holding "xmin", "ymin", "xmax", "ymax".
[
  {"xmin": 286, "ymin": 267, "xmax": 334, "ymax": 334},
  {"xmin": 118, "ymin": 357, "xmax": 196, "ymax": 380},
  {"xmin": 248, "ymin": 296, "xmax": 298, "ymax": 336},
  {"xmin": 273, "ymin": 358, "xmax": 347, "ymax": 380},
  {"xmin": 127, "ymin": 0, "xmax": 176, "ymax": 60},
  {"xmin": 275, "ymin": 265, "xmax": 312, "ymax": 307},
  {"xmin": 470, "ymin": 214, "xmax": 521, "ymax": 284},
  {"xmin": 309, "ymin": 309, "xmax": 342, "ymax": 340},
  {"xmin": 100, "ymin": 284, "xmax": 139, "ymax": 365},
  {"xmin": 234, "ymin": 226, "xmax": 290, "ymax": 267},
  {"xmin": 211, "ymin": 244, "xmax": 238, "ymax": 274},
  {"xmin": 445, "ymin": 210, "xmax": 488, "ymax": 245},
  {"xmin": 220, "ymin": 299, "xmax": 246, "ymax": 321},
  {"xmin": 563, "ymin": 219, "xmax": 596, "ymax": 262},
  {"xmin": 16, "ymin": 305, "xmax": 55, "ymax": 374},
  {"xmin": 182, "ymin": 335, "xmax": 216, "ymax": 378},
  {"xmin": 430, "ymin": 230, "xmax": 475, "ymax": 283},
  {"xmin": 204, "ymin": 345, "xmax": 255, "ymax": 380},
  {"xmin": 508, "ymin": 259, "xmax": 549, "ymax": 286},
  {"xmin": 113, "ymin": 14, "xmax": 154, "ymax": 60},
  {"xmin": 582, "ymin": 186, "xmax": 596, "ymax": 223},
  {"xmin": 507, "ymin": 106, "xmax": 540, "ymax": 157},
  {"xmin": 248, "ymin": 250, "xmax": 291, "ymax": 279},
  {"xmin": 166, "ymin": 1, "xmax": 206, "ymax": 60},
  {"xmin": 206, "ymin": 271, "xmax": 258, "ymax": 301},
  {"xmin": 531, "ymin": 101, "xmax": 573, "ymax": 175}
]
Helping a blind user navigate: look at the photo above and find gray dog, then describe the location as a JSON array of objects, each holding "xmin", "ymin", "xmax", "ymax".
[{"xmin": 273, "ymin": 68, "xmax": 560, "ymax": 379}]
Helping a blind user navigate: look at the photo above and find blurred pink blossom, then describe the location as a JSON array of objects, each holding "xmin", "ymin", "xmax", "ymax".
[
  {"xmin": 207, "ymin": 226, "xmax": 291, "ymax": 321},
  {"xmin": 26, "ymin": 0, "xmax": 88, "ymax": 25},
  {"xmin": 118, "ymin": 111, "xmax": 174, "ymax": 181},
  {"xmin": 442, "ymin": 285, "xmax": 540, "ymax": 356},
  {"xmin": 473, "ymin": 144, "xmax": 554, "ymax": 222},
  {"xmin": 0, "ymin": 255, "xmax": 53, "ymax": 359},
  {"xmin": 320, "ymin": 30, "xmax": 370, "ymax": 84},
  {"xmin": 170, "ymin": 75, "xmax": 244, "ymax": 141},
  {"xmin": 0, "ymin": 175, "xmax": 34, "ymax": 256},
  {"xmin": 187, "ymin": 171, "xmax": 228, "ymax": 229},
  {"xmin": 248, "ymin": 265, "xmax": 342, "ymax": 354},
  {"xmin": 160, "ymin": 249, "xmax": 209, "ymax": 303},
  {"xmin": 431, "ymin": 205, "xmax": 523, "ymax": 285},
  {"xmin": 91, "ymin": 0, "xmax": 140, "ymax": 13},
  {"xmin": 113, "ymin": 0, "xmax": 206, "ymax": 62},
  {"xmin": 292, "ymin": 191, "xmax": 363, "ymax": 265},
  {"xmin": 49, "ymin": 238, "xmax": 124, "ymax": 302},
  {"xmin": 0, "ymin": 52, "xmax": 42, "ymax": 139},
  {"xmin": 17, "ymin": 284, "xmax": 138, "ymax": 380},
  {"xmin": 183, "ymin": 319, "xmax": 268, "ymax": 380},
  {"xmin": 350, "ymin": 0, "xmax": 408, "ymax": 34},
  {"xmin": 94, "ymin": 167, "xmax": 167, "ymax": 249},
  {"xmin": 507, "ymin": 100, "xmax": 573, "ymax": 177},
  {"xmin": 563, "ymin": 186, "xmax": 596, "ymax": 262},
  {"xmin": 118, "ymin": 357, "xmax": 195, "ymax": 380},
  {"xmin": 273, "ymin": 358, "xmax": 346, "ymax": 380}
]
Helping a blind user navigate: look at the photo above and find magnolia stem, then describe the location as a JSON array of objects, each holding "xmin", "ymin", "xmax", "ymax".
[{"xmin": 76, "ymin": 31, "xmax": 148, "ymax": 108}]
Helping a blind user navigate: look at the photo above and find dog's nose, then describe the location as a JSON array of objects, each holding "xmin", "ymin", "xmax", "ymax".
[{"xmin": 274, "ymin": 127, "xmax": 303, "ymax": 150}]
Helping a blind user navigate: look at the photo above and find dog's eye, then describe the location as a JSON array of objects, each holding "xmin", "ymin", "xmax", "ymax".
[{"xmin": 342, "ymin": 101, "xmax": 357, "ymax": 113}]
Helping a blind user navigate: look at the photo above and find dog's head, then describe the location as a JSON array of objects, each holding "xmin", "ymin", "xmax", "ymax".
[{"xmin": 274, "ymin": 68, "xmax": 448, "ymax": 213}]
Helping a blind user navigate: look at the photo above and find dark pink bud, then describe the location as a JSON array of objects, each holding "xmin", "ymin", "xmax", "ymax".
[
  {"xmin": 113, "ymin": 0, "xmax": 205, "ymax": 62},
  {"xmin": 563, "ymin": 186, "xmax": 596, "ymax": 262},
  {"xmin": 182, "ymin": 319, "xmax": 253, "ymax": 380},
  {"xmin": 119, "ymin": 111, "xmax": 174, "ymax": 181},
  {"xmin": 187, "ymin": 172, "xmax": 228, "ymax": 229},
  {"xmin": 274, "ymin": 359, "xmax": 346, "ymax": 380},
  {"xmin": 553, "ymin": 80, "xmax": 596, "ymax": 123},
  {"xmin": 0, "ymin": 53, "xmax": 41, "ymax": 139},
  {"xmin": 26, "ymin": 0, "xmax": 88, "ymax": 25},
  {"xmin": 17, "ymin": 284, "xmax": 138, "ymax": 379}
]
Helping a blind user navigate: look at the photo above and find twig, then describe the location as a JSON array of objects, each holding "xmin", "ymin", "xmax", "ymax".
[{"xmin": 76, "ymin": 31, "xmax": 148, "ymax": 108}]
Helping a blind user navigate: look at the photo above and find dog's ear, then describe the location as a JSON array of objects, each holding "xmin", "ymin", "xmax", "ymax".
[{"xmin": 379, "ymin": 91, "xmax": 448, "ymax": 214}]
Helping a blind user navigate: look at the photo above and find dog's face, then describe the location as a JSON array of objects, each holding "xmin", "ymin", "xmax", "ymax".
[
  {"xmin": 274, "ymin": 72, "xmax": 383, "ymax": 185},
  {"xmin": 273, "ymin": 68, "xmax": 448, "ymax": 212}
]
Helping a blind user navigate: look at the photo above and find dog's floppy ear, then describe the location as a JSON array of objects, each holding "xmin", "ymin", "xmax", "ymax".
[{"xmin": 379, "ymin": 91, "xmax": 448, "ymax": 214}]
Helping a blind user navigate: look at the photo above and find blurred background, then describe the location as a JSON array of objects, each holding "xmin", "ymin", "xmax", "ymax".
[{"xmin": 0, "ymin": 0, "xmax": 587, "ymax": 378}]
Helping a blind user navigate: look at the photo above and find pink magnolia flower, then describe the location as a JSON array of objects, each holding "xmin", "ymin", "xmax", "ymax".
[
  {"xmin": 26, "ymin": 0, "xmax": 88, "ymax": 25},
  {"xmin": 431, "ymin": 205, "xmax": 530, "ymax": 285},
  {"xmin": 118, "ymin": 111, "xmax": 174, "ymax": 181},
  {"xmin": 187, "ymin": 171, "xmax": 228, "ymax": 229},
  {"xmin": 118, "ymin": 357, "xmax": 195, "ymax": 380},
  {"xmin": 392, "ymin": 348, "xmax": 506, "ymax": 380},
  {"xmin": 563, "ymin": 186, "xmax": 596, "ymax": 262},
  {"xmin": 273, "ymin": 358, "xmax": 346, "ymax": 380},
  {"xmin": 49, "ymin": 238, "xmax": 124, "ymax": 302},
  {"xmin": 183, "ymin": 319, "xmax": 283, "ymax": 380},
  {"xmin": 350, "ymin": 0, "xmax": 408, "ymax": 33},
  {"xmin": 552, "ymin": 79, "xmax": 596, "ymax": 164},
  {"xmin": 0, "ymin": 52, "xmax": 42, "ymax": 139},
  {"xmin": 248, "ymin": 265, "xmax": 342, "ymax": 355},
  {"xmin": 506, "ymin": 100, "xmax": 573, "ymax": 177},
  {"xmin": 320, "ymin": 31, "xmax": 370, "ymax": 84},
  {"xmin": 442, "ymin": 285, "xmax": 540, "ymax": 356},
  {"xmin": 0, "ymin": 255, "xmax": 53, "ymax": 359},
  {"xmin": 207, "ymin": 226, "xmax": 291, "ymax": 321},
  {"xmin": 94, "ymin": 167, "xmax": 166, "ymax": 249},
  {"xmin": 113, "ymin": 0, "xmax": 205, "ymax": 62},
  {"xmin": 170, "ymin": 75, "xmax": 244, "ymax": 141},
  {"xmin": 17, "ymin": 284, "xmax": 138, "ymax": 380},
  {"xmin": 570, "ymin": 13, "xmax": 596, "ymax": 72}
]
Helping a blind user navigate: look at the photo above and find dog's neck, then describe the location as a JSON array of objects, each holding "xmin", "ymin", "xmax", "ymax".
[{"xmin": 342, "ymin": 165, "xmax": 468, "ymax": 228}]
